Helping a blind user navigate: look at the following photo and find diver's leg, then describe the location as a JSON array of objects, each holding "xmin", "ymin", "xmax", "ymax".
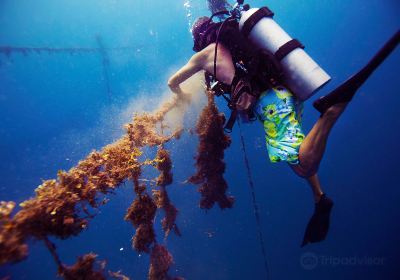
[
  {"xmin": 291, "ymin": 103, "xmax": 347, "ymax": 248},
  {"xmin": 293, "ymin": 31, "xmax": 399, "ymax": 177},
  {"xmin": 291, "ymin": 102, "xmax": 347, "ymax": 177},
  {"xmin": 306, "ymin": 174, "xmax": 324, "ymax": 202}
]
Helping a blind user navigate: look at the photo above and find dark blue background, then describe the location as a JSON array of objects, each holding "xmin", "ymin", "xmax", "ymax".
[{"xmin": 0, "ymin": 0, "xmax": 399, "ymax": 279}]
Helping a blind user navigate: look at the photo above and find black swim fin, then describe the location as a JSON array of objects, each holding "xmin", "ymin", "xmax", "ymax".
[
  {"xmin": 313, "ymin": 30, "xmax": 400, "ymax": 114},
  {"xmin": 301, "ymin": 194, "xmax": 334, "ymax": 247}
]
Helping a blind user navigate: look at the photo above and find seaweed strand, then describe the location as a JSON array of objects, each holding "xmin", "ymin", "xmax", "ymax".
[{"xmin": 188, "ymin": 90, "xmax": 234, "ymax": 209}]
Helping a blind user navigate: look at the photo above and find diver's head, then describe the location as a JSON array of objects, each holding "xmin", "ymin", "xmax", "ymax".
[
  {"xmin": 192, "ymin": 16, "xmax": 212, "ymax": 52},
  {"xmin": 192, "ymin": 16, "xmax": 211, "ymax": 38}
]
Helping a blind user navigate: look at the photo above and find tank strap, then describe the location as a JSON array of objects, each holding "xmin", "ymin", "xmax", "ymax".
[
  {"xmin": 241, "ymin": 7, "xmax": 274, "ymax": 38},
  {"xmin": 274, "ymin": 39, "xmax": 305, "ymax": 61}
]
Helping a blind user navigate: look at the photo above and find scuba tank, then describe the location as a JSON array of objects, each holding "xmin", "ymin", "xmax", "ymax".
[{"xmin": 238, "ymin": 4, "xmax": 331, "ymax": 101}]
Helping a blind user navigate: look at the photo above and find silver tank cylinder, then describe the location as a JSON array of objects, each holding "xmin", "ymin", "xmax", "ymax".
[{"xmin": 239, "ymin": 8, "xmax": 331, "ymax": 101}]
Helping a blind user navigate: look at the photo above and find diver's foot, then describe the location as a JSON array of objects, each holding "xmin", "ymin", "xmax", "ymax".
[
  {"xmin": 313, "ymin": 77, "xmax": 360, "ymax": 114},
  {"xmin": 301, "ymin": 194, "xmax": 334, "ymax": 247},
  {"xmin": 314, "ymin": 30, "xmax": 400, "ymax": 115}
]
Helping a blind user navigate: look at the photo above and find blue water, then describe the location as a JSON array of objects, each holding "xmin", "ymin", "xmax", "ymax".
[{"xmin": 0, "ymin": 0, "xmax": 399, "ymax": 279}]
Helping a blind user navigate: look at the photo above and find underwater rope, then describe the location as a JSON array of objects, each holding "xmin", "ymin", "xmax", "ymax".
[
  {"xmin": 237, "ymin": 119, "xmax": 270, "ymax": 280},
  {"xmin": 0, "ymin": 90, "xmax": 238, "ymax": 279},
  {"xmin": 0, "ymin": 95, "xmax": 185, "ymax": 279},
  {"xmin": 0, "ymin": 41, "xmax": 141, "ymax": 103},
  {"xmin": 0, "ymin": 46, "xmax": 140, "ymax": 55}
]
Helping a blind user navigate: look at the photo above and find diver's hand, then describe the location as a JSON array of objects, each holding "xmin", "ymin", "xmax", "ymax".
[
  {"xmin": 169, "ymin": 85, "xmax": 191, "ymax": 105},
  {"xmin": 176, "ymin": 92, "xmax": 192, "ymax": 106}
]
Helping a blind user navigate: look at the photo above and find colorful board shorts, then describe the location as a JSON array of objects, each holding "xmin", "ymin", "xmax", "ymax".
[{"xmin": 254, "ymin": 86, "xmax": 305, "ymax": 165}]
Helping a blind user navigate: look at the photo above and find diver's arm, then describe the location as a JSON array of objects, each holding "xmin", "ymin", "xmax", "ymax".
[{"xmin": 168, "ymin": 51, "xmax": 206, "ymax": 95}]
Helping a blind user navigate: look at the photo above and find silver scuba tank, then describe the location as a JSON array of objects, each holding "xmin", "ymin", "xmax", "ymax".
[{"xmin": 239, "ymin": 7, "xmax": 331, "ymax": 101}]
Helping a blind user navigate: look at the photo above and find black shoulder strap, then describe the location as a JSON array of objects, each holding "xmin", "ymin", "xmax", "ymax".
[{"xmin": 213, "ymin": 18, "xmax": 236, "ymax": 77}]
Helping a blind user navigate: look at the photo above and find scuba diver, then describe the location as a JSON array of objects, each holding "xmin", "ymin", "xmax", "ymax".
[{"xmin": 168, "ymin": 1, "xmax": 400, "ymax": 246}]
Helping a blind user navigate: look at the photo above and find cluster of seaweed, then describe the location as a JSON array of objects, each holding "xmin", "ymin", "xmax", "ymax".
[
  {"xmin": 0, "ymin": 90, "xmax": 233, "ymax": 279},
  {"xmin": 189, "ymin": 91, "xmax": 234, "ymax": 209}
]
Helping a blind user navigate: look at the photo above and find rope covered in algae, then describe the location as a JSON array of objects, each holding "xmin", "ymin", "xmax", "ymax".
[{"xmin": 0, "ymin": 90, "xmax": 233, "ymax": 279}]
